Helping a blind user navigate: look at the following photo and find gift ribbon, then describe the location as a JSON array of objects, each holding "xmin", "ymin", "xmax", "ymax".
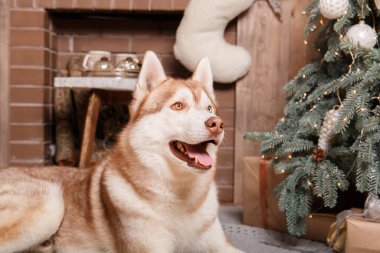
[{"xmin": 259, "ymin": 159, "xmax": 269, "ymax": 229}]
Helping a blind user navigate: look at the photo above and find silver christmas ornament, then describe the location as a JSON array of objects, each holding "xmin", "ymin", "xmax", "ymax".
[
  {"xmin": 364, "ymin": 193, "xmax": 380, "ymax": 220},
  {"xmin": 346, "ymin": 20, "xmax": 378, "ymax": 49},
  {"xmin": 319, "ymin": 0, "xmax": 349, "ymax": 19}
]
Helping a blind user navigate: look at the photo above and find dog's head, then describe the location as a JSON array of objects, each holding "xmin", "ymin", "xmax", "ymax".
[{"xmin": 123, "ymin": 51, "xmax": 224, "ymax": 173}]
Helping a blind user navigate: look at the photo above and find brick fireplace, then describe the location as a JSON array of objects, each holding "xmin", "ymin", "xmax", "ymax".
[{"xmin": 5, "ymin": 0, "xmax": 237, "ymax": 202}]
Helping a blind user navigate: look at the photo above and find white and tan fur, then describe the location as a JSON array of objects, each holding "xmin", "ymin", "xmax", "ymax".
[{"xmin": 0, "ymin": 51, "xmax": 244, "ymax": 253}]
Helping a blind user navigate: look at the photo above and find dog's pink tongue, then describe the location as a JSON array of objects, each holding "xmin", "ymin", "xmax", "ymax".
[{"xmin": 185, "ymin": 144, "xmax": 213, "ymax": 167}]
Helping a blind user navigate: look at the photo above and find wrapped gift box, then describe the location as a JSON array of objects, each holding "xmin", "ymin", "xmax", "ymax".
[
  {"xmin": 243, "ymin": 156, "xmax": 287, "ymax": 231},
  {"xmin": 243, "ymin": 156, "xmax": 335, "ymax": 242},
  {"xmin": 345, "ymin": 216, "xmax": 380, "ymax": 253}
]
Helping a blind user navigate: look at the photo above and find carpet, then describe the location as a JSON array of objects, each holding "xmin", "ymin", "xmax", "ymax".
[
  {"xmin": 222, "ymin": 223, "xmax": 333, "ymax": 253},
  {"xmin": 219, "ymin": 206, "xmax": 333, "ymax": 253}
]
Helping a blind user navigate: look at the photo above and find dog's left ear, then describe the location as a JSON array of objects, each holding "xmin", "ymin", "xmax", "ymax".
[{"xmin": 192, "ymin": 57, "xmax": 215, "ymax": 100}]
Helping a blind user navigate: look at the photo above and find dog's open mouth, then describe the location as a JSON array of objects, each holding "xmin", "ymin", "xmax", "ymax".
[{"xmin": 169, "ymin": 140, "xmax": 217, "ymax": 170}]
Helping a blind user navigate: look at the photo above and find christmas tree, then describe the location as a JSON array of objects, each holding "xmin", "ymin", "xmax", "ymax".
[{"xmin": 244, "ymin": 0, "xmax": 380, "ymax": 236}]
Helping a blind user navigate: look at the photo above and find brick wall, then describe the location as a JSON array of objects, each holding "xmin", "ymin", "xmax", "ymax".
[
  {"xmin": 9, "ymin": 7, "xmax": 54, "ymax": 165},
  {"xmin": 8, "ymin": 0, "xmax": 236, "ymax": 202}
]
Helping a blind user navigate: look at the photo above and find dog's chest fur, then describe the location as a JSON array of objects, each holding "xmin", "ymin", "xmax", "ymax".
[{"xmin": 44, "ymin": 153, "xmax": 219, "ymax": 252}]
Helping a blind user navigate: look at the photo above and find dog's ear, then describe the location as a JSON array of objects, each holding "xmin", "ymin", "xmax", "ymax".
[
  {"xmin": 130, "ymin": 51, "xmax": 166, "ymax": 115},
  {"xmin": 192, "ymin": 57, "xmax": 215, "ymax": 100},
  {"xmin": 137, "ymin": 51, "xmax": 166, "ymax": 92}
]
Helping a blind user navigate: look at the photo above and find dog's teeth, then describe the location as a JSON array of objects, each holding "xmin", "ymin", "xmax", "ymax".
[
  {"xmin": 176, "ymin": 142, "xmax": 186, "ymax": 153},
  {"xmin": 195, "ymin": 157, "xmax": 198, "ymax": 164}
]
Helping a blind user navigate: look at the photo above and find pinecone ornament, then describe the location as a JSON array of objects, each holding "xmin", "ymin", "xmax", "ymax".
[{"xmin": 313, "ymin": 106, "xmax": 341, "ymax": 162}]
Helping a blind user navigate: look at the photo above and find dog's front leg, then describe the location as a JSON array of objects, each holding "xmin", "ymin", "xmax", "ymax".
[
  {"xmin": 197, "ymin": 218, "xmax": 245, "ymax": 253},
  {"xmin": 122, "ymin": 236, "xmax": 175, "ymax": 253},
  {"xmin": 122, "ymin": 222, "xmax": 176, "ymax": 253}
]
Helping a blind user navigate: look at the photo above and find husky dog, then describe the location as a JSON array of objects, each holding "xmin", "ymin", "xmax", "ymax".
[{"xmin": 0, "ymin": 51, "xmax": 244, "ymax": 253}]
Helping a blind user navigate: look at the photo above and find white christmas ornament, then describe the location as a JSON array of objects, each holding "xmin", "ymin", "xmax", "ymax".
[
  {"xmin": 346, "ymin": 21, "xmax": 378, "ymax": 49},
  {"xmin": 319, "ymin": 0, "xmax": 349, "ymax": 19}
]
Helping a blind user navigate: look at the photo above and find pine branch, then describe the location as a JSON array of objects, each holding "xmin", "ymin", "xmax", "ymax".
[
  {"xmin": 304, "ymin": 0, "xmax": 320, "ymax": 36},
  {"xmin": 284, "ymin": 63, "xmax": 321, "ymax": 98},
  {"xmin": 362, "ymin": 116, "xmax": 380, "ymax": 135},
  {"xmin": 261, "ymin": 135, "xmax": 288, "ymax": 153},
  {"xmin": 312, "ymin": 160, "xmax": 348, "ymax": 208},
  {"xmin": 278, "ymin": 188, "xmax": 310, "ymax": 236},
  {"xmin": 362, "ymin": 63, "xmax": 380, "ymax": 84},
  {"xmin": 282, "ymin": 139, "xmax": 315, "ymax": 153},
  {"xmin": 356, "ymin": 133, "xmax": 380, "ymax": 165},
  {"xmin": 356, "ymin": 159, "xmax": 380, "ymax": 194},
  {"xmin": 327, "ymin": 146, "xmax": 352, "ymax": 158},
  {"xmin": 324, "ymin": 35, "xmax": 343, "ymax": 63},
  {"xmin": 307, "ymin": 70, "xmax": 364, "ymax": 102},
  {"xmin": 243, "ymin": 131, "xmax": 274, "ymax": 141},
  {"xmin": 333, "ymin": 84, "xmax": 364, "ymax": 133}
]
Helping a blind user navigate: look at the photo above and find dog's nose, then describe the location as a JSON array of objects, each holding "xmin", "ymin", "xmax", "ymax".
[{"xmin": 205, "ymin": 117, "xmax": 224, "ymax": 135}]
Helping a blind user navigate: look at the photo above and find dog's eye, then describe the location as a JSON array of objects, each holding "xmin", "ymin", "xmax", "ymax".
[
  {"xmin": 207, "ymin": 105, "xmax": 213, "ymax": 113},
  {"xmin": 171, "ymin": 102, "xmax": 184, "ymax": 111}
]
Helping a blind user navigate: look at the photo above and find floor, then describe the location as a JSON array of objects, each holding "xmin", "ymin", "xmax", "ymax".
[{"xmin": 219, "ymin": 205, "xmax": 333, "ymax": 253}]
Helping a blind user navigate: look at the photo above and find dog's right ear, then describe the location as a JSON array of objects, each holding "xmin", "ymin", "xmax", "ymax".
[
  {"xmin": 136, "ymin": 51, "xmax": 166, "ymax": 93},
  {"xmin": 130, "ymin": 51, "xmax": 166, "ymax": 116}
]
